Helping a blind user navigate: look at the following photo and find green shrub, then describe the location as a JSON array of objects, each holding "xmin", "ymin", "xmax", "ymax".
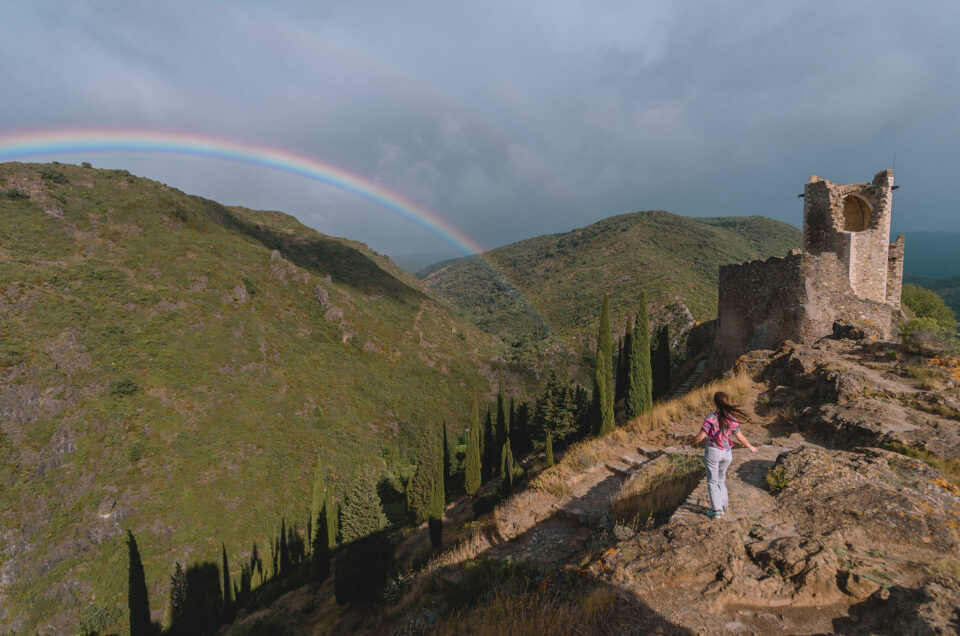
[
  {"xmin": 3, "ymin": 188, "xmax": 29, "ymax": 200},
  {"xmin": 902, "ymin": 284, "xmax": 956, "ymax": 332},
  {"xmin": 77, "ymin": 604, "xmax": 120, "ymax": 636},
  {"xmin": 37, "ymin": 165, "xmax": 68, "ymax": 184},
  {"xmin": 109, "ymin": 377, "xmax": 141, "ymax": 397},
  {"xmin": 900, "ymin": 318, "xmax": 957, "ymax": 356},
  {"xmin": 765, "ymin": 466, "xmax": 791, "ymax": 493}
]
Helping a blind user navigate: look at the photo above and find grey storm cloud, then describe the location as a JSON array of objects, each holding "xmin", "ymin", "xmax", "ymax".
[{"xmin": 1, "ymin": 0, "xmax": 958, "ymax": 260}]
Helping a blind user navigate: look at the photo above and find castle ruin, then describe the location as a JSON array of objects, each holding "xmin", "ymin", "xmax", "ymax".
[{"xmin": 713, "ymin": 169, "xmax": 904, "ymax": 367}]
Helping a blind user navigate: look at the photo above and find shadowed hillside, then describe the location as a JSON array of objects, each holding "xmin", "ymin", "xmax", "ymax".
[{"xmin": 0, "ymin": 162, "xmax": 505, "ymax": 633}]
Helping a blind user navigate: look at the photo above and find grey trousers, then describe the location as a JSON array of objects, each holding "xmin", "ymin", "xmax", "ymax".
[{"xmin": 704, "ymin": 446, "xmax": 732, "ymax": 511}]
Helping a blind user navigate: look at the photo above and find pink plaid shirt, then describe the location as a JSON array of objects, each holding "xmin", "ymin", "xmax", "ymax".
[{"xmin": 701, "ymin": 413, "xmax": 739, "ymax": 450}]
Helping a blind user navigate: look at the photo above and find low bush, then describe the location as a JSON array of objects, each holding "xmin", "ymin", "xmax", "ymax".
[
  {"xmin": 900, "ymin": 318, "xmax": 957, "ymax": 357},
  {"xmin": 765, "ymin": 466, "xmax": 792, "ymax": 493},
  {"xmin": 37, "ymin": 165, "xmax": 68, "ymax": 184},
  {"xmin": 109, "ymin": 377, "xmax": 141, "ymax": 397}
]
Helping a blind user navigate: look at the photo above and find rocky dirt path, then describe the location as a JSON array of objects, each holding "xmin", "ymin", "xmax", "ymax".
[{"xmin": 671, "ymin": 443, "xmax": 789, "ymax": 525}]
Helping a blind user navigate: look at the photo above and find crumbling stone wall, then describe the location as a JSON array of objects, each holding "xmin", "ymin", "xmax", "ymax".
[
  {"xmin": 886, "ymin": 236, "xmax": 905, "ymax": 309},
  {"xmin": 713, "ymin": 170, "xmax": 904, "ymax": 368}
]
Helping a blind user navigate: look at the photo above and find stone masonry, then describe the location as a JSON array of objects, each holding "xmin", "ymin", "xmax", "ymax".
[{"xmin": 713, "ymin": 170, "xmax": 904, "ymax": 368}]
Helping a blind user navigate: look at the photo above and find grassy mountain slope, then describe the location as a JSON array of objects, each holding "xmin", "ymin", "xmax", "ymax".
[
  {"xmin": 418, "ymin": 211, "xmax": 801, "ymax": 354},
  {"xmin": 0, "ymin": 162, "xmax": 503, "ymax": 633}
]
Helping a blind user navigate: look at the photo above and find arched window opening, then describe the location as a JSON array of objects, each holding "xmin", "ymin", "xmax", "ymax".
[{"xmin": 842, "ymin": 195, "xmax": 871, "ymax": 232}]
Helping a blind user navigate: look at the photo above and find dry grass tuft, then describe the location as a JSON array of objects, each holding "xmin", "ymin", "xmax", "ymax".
[
  {"xmin": 431, "ymin": 586, "xmax": 632, "ymax": 636},
  {"xmin": 386, "ymin": 522, "xmax": 496, "ymax": 617},
  {"xmin": 611, "ymin": 453, "xmax": 702, "ymax": 526},
  {"xmin": 624, "ymin": 372, "xmax": 752, "ymax": 435}
]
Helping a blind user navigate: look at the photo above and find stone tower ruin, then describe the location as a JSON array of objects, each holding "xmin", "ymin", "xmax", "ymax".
[{"xmin": 713, "ymin": 170, "xmax": 904, "ymax": 368}]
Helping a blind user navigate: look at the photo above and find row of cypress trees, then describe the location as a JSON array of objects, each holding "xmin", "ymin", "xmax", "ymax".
[{"xmin": 595, "ymin": 291, "xmax": 672, "ymax": 436}]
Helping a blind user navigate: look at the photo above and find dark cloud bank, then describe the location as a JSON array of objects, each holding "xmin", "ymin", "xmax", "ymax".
[{"xmin": 2, "ymin": 1, "xmax": 958, "ymax": 261}]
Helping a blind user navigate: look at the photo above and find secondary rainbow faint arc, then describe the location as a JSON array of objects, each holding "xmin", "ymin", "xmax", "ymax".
[{"xmin": 0, "ymin": 129, "xmax": 486, "ymax": 256}]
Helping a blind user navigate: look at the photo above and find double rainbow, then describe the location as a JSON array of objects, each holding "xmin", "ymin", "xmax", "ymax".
[{"xmin": 0, "ymin": 128, "xmax": 485, "ymax": 256}]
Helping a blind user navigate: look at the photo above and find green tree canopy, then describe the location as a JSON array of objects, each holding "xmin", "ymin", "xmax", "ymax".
[
  {"xmin": 903, "ymin": 283, "xmax": 957, "ymax": 331},
  {"xmin": 339, "ymin": 469, "xmax": 388, "ymax": 544}
]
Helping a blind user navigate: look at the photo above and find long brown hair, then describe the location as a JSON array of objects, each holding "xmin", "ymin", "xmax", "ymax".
[{"xmin": 714, "ymin": 391, "xmax": 749, "ymax": 433}]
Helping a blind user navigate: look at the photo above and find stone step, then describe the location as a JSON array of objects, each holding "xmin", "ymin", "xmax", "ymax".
[
  {"xmin": 557, "ymin": 506, "xmax": 599, "ymax": 526},
  {"xmin": 619, "ymin": 453, "xmax": 648, "ymax": 468},
  {"xmin": 637, "ymin": 446, "xmax": 664, "ymax": 459},
  {"xmin": 604, "ymin": 460, "xmax": 633, "ymax": 475}
]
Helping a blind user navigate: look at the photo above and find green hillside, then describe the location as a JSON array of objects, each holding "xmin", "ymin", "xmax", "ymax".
[
  {"xmin": 418, "ymin": 211, "xmax": 801, "ymax": 356},
  {"xmin": 0, "ymin": 162, "xmax": 503, "ymax": 632}
]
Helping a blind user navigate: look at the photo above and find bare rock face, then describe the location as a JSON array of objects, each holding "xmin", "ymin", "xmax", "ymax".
[
  {"xmin": 627, "ymin": 445, "xmax": 960, "ymax": 633},
  {"xmin": 312, "ymin": 285, "xmax": 330, "ymax": 307},
  {"xmin": 324, "ymin": 307, "xmax": 343, "ymax": 322}
]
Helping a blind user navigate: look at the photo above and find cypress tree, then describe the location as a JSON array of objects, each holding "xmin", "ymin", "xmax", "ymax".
[
  {"xmin": 339, "ymin": 469, "xmax": 388, "ymax": 544},
  {"xmin": 614, "ymin": 335, "xmax": 626, "ymax": 402},
  {"xmin": 512, "ymin": 401, "xmax": 533, "ymax": 457},
  {"xmin": 168, "ymin": 562, "xmax": 187, "ymax": 636},
  {"xmin": 406, "ymin": 443, "xmax": 438, "ymax": 524},
  {"xmin": 250, "ymin": 542, "xmax": 263, "ymax": 585},
  {"xmin": 495, "ymin": 379, "xmax": 509, "ymax": 455},
  {"xmin": 126, "ymin": 530, "xmax": 152, "ymax": 636},
  {"xmin": 312, "ymin": 500, "xmax": 331, "ymax": 583},
  {"xmin": 593, "ymin": 294, "xmax": 615, "ymax": 436},
  {"xmin": 625, "ymin": 295, "xmax": 653, "ymax": 418},
  {"xmin": 442, "ymin": 421, "xmax": 451, "ymax": 487},
  {"xmin": 545, "ymin": 431, "xmax": 554, "ymax": 467},
  {"xmin": 279, "ymin": 518, "xmax": 290, "ymax": 578},
  {"xmin": 427, "ymin": 439, "xmax": 445, "ymax": 547},
  {"xmin": 464, "ymin": 394, "xmax": 482, "ymax": 496},
  {"xmin": 271, "ymin": 536, "xmax": 279, "ymax": 579},
  {"xmin": 501, "ymin": 442, "xmax": 514, "ymax": 495},
  {"xmin": 238, "ymin": 564, "xmax": 251, "ymax": 607},
  {"xmin": 482, "ymin": 408, "xmax": 495, "ymax": 482},
  {"xmin": 652, "ymin": 325, "xmax": 671, "ymax": 400},
  {"xmin": 324, "ymin": 488, "xmax": 338, "ymax": 550},
  {"xmin": 221, "ymin": 543, "xmax": 234, "ymax": 622},
  {"xmin": 310, "ymin": 456, "xmax": 324, "ymax": 546}
]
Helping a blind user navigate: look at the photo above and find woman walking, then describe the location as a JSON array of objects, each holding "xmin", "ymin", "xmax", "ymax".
[{"xmin": 684, "ymin": 391, "xmax": 757, "ymax": 518}]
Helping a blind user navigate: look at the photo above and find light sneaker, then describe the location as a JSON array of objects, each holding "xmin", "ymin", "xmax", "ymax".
[{"xmin": 705, "ymin": 509, "xmax": 723, "ymax": 518}]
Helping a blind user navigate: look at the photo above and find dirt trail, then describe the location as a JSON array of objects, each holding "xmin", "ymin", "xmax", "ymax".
[{"xmin": 671, "ymin": 442, "xmax": 787, "ymax": 525}]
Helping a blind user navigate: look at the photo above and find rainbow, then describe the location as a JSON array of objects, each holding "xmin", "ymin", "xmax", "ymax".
[{"xmin": 0, "ymin": 128, "xmax": 486, "ymax": 256}]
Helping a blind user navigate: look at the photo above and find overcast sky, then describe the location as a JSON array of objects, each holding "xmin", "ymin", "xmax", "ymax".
[{"xmin": 2, "ymin": 1, "xmax": 958, "ymax": 261}]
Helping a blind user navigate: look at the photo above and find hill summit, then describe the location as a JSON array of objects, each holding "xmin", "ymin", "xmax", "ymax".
[{"xmin": 418, "ymin": 211, "xmax": 801, "ymax": 359}]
